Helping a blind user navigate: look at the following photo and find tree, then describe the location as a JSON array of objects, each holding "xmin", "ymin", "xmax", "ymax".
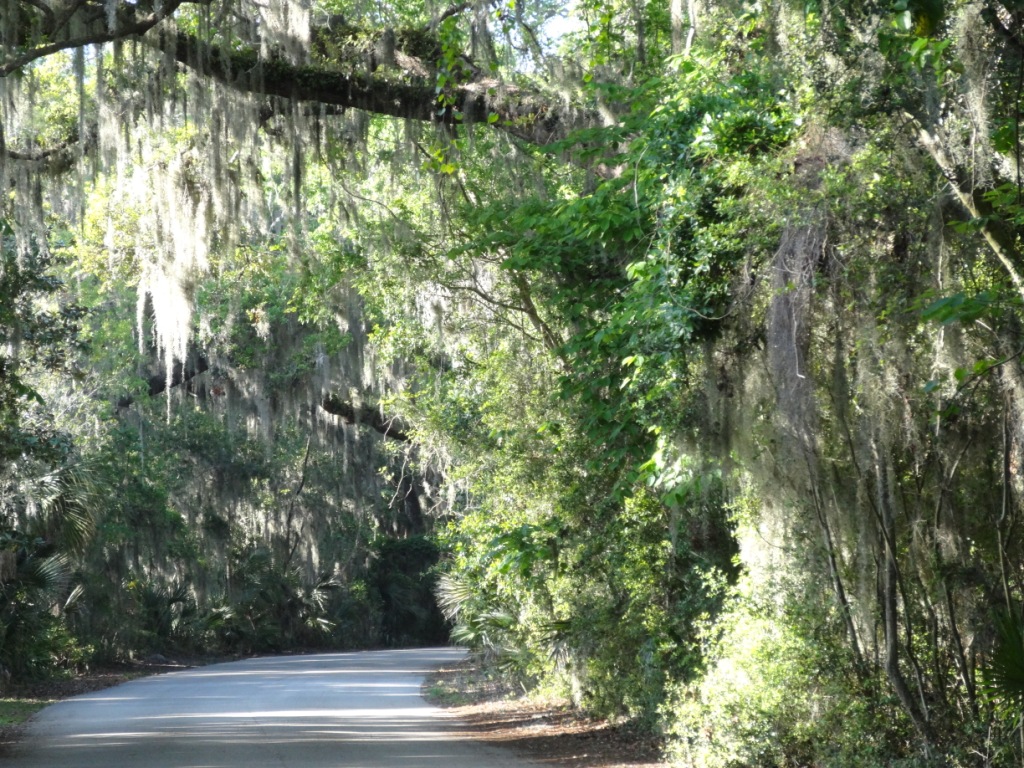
[{"xmin": 0, "ymin": 221, "xmax": 93, "ymax": 679}]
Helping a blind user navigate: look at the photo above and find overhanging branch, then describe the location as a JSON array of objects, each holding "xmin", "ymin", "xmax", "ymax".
[
  {"xmin": 169, "ymin": 31, "xmax": 576, "ymax": 144},
  {"xmin": 0, "ymin": 0, "xmax": 200, "ymax": 77},
  {"xmin": 2, "ymin": 1, "xmax": 590, "ymax": 157},
  {"xmin": 911, "ymin": 116, "xmax": 1024, "ymax": 302},
  {"xmin": 320, "ymin": 394, "xmax": 410, "ymax": 441}
]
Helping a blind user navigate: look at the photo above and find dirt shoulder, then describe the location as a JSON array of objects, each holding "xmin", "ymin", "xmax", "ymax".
[{"xmin": 423, "ymin": 659, "xmax": 666, "ymax": 768}]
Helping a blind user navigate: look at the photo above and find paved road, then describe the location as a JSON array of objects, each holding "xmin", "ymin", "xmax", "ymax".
[{"xmin": 7, "ymin": 647, "xmax": 531, "ymax": 768}]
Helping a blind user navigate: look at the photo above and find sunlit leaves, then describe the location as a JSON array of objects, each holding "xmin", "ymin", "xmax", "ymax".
[{"xmin": 920, "ymin": 291, "xmax": 1000, "ymax": 326}]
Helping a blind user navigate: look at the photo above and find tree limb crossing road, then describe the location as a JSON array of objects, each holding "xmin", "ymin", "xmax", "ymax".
[{"xmin": 7, "ymin": 647, "xmax": 531, "ymax": 768}]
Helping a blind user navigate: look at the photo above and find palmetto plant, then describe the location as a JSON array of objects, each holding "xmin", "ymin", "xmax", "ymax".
[
  {"xmin": 22, "ymin": 464, "xmax": 96, "ymax": 555},
  {"xmin": 123, "ymin": 578, "xmax": 195, "ymax": 652},
  {"xmin": 0, "ymin": 542, "xmax": 84, "ymax": 678},
  {"xmin": 0, "ymin": 462, "xmax": 97, "ymax": 679},
  {"xmin": 437, "ymin": 573, "xmax": 518, "ymax": 651},
  {"xmin": 207, "ymin": 546, "xmax": 341, "ymax": 653},
  {"xmin": 982, "ymin": 611, "xmax": 1024, "ymax": 720}
]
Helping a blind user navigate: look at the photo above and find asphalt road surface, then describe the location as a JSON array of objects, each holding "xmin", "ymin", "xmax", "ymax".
[{"xmin": 7, "ymin": 647, "xmax": 533, "ymax": 768}]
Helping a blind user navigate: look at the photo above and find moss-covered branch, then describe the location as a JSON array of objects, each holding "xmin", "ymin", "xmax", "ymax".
[
  {"xmin": 169, "ymin": 30, "xmax": 577, "ymax": 144},
  {"xmin": 1, "ymin": 1, "xmax": 583, "ymax": 146},
  {"xmin": 0, "ymin": 0, "xmax": 202, "ymax": 77},
  {"xmin": 320, "ymin": 394, "xmax": 409, "ymax": 442}
]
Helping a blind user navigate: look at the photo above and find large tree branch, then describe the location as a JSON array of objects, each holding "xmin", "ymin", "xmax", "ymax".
[
  {"xmin": 0, "ymin": 125, "xmax": 96, "ymax": 175},
  {"xmin": 0, "ymin": 0, "xmax": 202, "ymax": 77},
  {"xmin": 115, "ymin": 354, "xmax": 209, "ymax": 408},
  {"xmin": 170, "ymin": 31, "xmax": 575, "ymax": 144},
  {"xmin": 911, "ymin": 117, "xmax": 1024, "ymax": 302},
  {"xmin": 320, "ymin": 394, "xmax": 410, "ymax": 442},
  {"xmin": 2, "ymin": 0, "xmax": 585, "ymax": 155}
]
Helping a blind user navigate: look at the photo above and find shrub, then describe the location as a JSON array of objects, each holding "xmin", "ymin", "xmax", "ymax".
[{"xmin": 664, "ymin": 584, "xmax": 899, "ymax": 768}]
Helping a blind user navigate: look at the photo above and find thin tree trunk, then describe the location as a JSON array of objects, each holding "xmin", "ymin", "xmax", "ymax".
[
  {"xmin": 815, "ymin": 482, "xmax": 867, "ymax": 674},
  {"xmin": 931, "ymin": 451, "xmax": 978, "ymax": 711},
  {"xmin": 1000, "ymin": 403, "xmax": 1015, "ymax": 613},
  {"xmin": 284, "ymin": 435, "xmax": 313, "ymax": 568},
  {"xmin": 914, "ymin": 120, "xmax": 1024, "ymax": 304},
  {"xmin": 630, "ymin": 0, "xmax": 645, "ymax": 67},
  {"xmin": 874, "ymin": 441, "xmax": 933, "ymax": 748},
  {"xmin": 685, "ymin": 0, "xmax": 699, "ymax": 55}
]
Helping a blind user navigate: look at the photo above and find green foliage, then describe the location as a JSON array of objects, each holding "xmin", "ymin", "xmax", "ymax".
[
  {"xmin": 7, "ymin": 0, "xmax": 1024, "ymax": 764},
  {"xmin": 369, "ymin": 536, "xmax": 448, "ymax": 646},
  {"xmin": 203, "ymin": 546, "xmax": 338, "ymax": 654},
  {"xmin": 451, "ymin": 56, "xmax": 794, "ymax": 498},
  {"xmin": 0, "ymin": 224, "xmax": 94, "ymax": 682},
  {"xmin": 0, "ymin": 227, "xmax": 86, "ymax": 467},
  {"xmin": 438, "ymin": 414, "xmax": 736, "ymax": 719},
  {"xmin": 920, "ymin": 290, "xmax": 1002, "ymax": 326},
  {"xmin": 666, "ymin": 589, "xmax": 897, "ymax": 768},
  {"xmin": 0, "ymin": 531, "xmax": 91, "ymax": 679},
  {"xmin": 981, "ymin": 612, "xmax": 1024, "ymax": 721},
  {"xmin": 559, "ymin": 489, "xmax": 733, "ymax": 722}
]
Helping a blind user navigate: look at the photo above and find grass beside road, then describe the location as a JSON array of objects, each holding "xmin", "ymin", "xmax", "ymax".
[{"xmin": 0, "ymin": 698, "xmax": 50, "ymax": 727}]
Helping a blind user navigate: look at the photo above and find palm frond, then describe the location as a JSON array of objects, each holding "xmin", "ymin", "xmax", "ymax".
[
  {"xmin": 20, "ymin": 553, "xmax": 71, "ymax": 595},
  {"xmin": 981, "ymin": 611, "xmax": 1024, "ymax": 717},
  {"xmin": 20, "ymin": 464, "xmax": 96, "ymax": 554},
  {"xmin": 436, "ymin": 573, "xmax": 476, "ymax": 620},
  {"xmin": 62, "ymin": 583, "xmax": 85, "ymax": 613}
]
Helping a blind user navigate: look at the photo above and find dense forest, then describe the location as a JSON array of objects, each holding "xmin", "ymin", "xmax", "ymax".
[{"xmin": 4, "ymin": 0, "xmax": 1024, "ymax": 764}]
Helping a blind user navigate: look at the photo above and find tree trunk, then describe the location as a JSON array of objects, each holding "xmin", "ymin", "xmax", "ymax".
[
  {"xmin": 874, "ymin": 440, "xmax": 934, "ymax": 747},
  {"xmin": 671, "ymin": 0, "xmax": 685, "ymax": 55}
]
